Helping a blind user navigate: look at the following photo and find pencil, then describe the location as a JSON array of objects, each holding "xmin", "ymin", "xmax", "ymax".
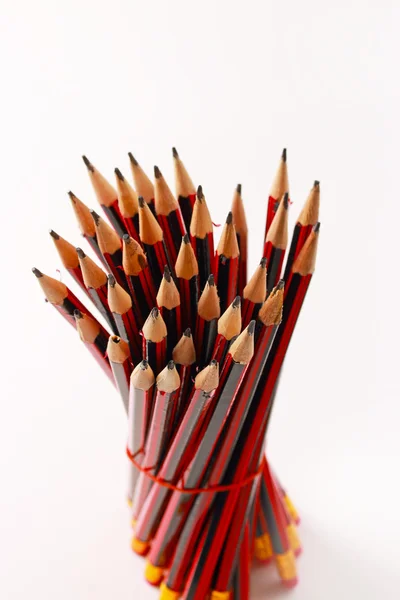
[
  {"xmin": 138, "ymin": 196, "xmax": 173, "ymax": 288},
  {"xmin": 114, "ymin": 168, "xmax": 140, "ymax": 244},
  {"xmin": 128, "ymin": 152, "xmax": 156, "ymax": 215},
  {"xmin": 264, "ymin": 148, "xmax": 289, "ymax": 239},
  {"xmin": 106, "ymin": 335, "xmax": 132, "ymax": 413},
  {"xmin": 68, "ymin": 190, "xmax": 107, "ymax": 267},
  {"xmin": 175, "ymin": 234, "xmax": 199, "ymax": 331},
  {"xmin": 49, "ymin": 229, "xmax": 89, "ymax": 297},
  {"xmin": 82, "ymin": 155, "xmax": 126, "ymax": 237},
  {"xmin": 91, "ymin": 210, "xmax": 126, "ymax": 288},
  {"xmin": 211, "ymin": 295, "xmax": 242, "ymax": 364},
  {"xmin": 190, "ymin": 186, "xmax": 214, "ymax": 291},
  {"xmin": 74, "ymin": 309, "xmax": 113, "ymax": 382},
  {"xmin": 214, "ymin": 212, "xmax": 240, "ymax": 312},
  {"xmin": 154, "ymin": 165, "xmax": 187, "ymax": 264},
  {"xmin": 195, "ymin": 274, "xmax": 221, "ymax": 368},
  {"xmin": 107, "ymin": 274, "xmax": 142, "ymax": 362},
  {"xmin": 242, "ymin": 257, "xmax": 267, "ymax": 327},
  {"xmin": 171, "ymin": 328, "xmax": 196, "ymax": 422},
  {"xmin": 263, "ymin": 192, "xmax": 289, "ymax": 292},
  {"xmin": 156, "ymin": 266, "xmax": 182, "ymax": 359},
  {"xmin": 141, "ymin": 307, "xmax": 167, "ymax": 376},
  {"xmin": 122, "ymin": 234, "xmax": 156, "ymax": 324},
  {"xmin": 172, "ymin": 147, "xmax": 196, "ymax": 231},
  {"xmin": 231, "ymin": 184, "xmax": 248, "ymax": 297}
]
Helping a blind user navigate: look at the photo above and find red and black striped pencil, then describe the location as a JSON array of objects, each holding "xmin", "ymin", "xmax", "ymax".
[
  {"xmin": 172, "ymin": 147, "xmax": 196, "ymax": 231},
  {"xmin": 49, "ymin": 229, "xmax": 89, "ymax": 297},
  {"xmin": 231, "ymin": 183, "xmax": 248, "ymax": 297},
  {"xmin": 190, "ymin": 186, "xmax": 214, "ymax": 292},
  {"xmin": 68, "ymin": 191, "xmax": 107, "ymax": 267},
  {"xmin": 156, "ymin": 266, "xmax": 182, "ymax": 359},
  {"xmin": 128, "ymin": 152, "xmax": 156, "ymax": 215},
  {"xmin": 264, "ymin": 148, "xmax": 289, "ymax": 239},
  {"xmin": 114, "ymin": 168, "xmax": 140, "ymax": 244},
  {"xmin": 175, "ymin": 234, "xmax": 199, "ymax": 332},
  {"xmin": 138, "ymin": 196, "xmax": 173, "ymax": 288},
  {"xmin": 241, "ymin": 257, "xmax": 267, "ymax": 327},
  {"xmin": 195, "ymin": 274, "xmax": 221, "ymax": 368},
  {"xmin": 154, "ymin": 165, "xmax": 187, "ymax": 265},
  {"xmin": 214, "ymin": 211, "xmax": 240, "ymax": 312},
  {"xmin": 106, "ymin": 335, "xmax": 132, "ymax": 412},
  {"xmin": 141, "ymin": 307, "xmax": 167, "ymax": 376},
  {"xmin": 263, "ymin": 192, "xmax": 289, "ymax": 292}
]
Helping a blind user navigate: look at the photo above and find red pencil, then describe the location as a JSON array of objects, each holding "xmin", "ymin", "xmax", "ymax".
[
  {"xmin": 138, "ymin": 196, "xmax": 173, "ymax": 288},
  {"xmin": 173, "ymin": 147, "xmax": 196, "ymax": 231},
  {"xmin": 156, "ymin": 266, "xmax": 182, "ymax": 359},
  {"xmin": 122, "ymin": 234, "xmax": 156, "ymax": 325},
  {"xmin": 263, "ymin": 192, "xmax": 289, "ymax": 292},
  {"xmin": 241, "ymin": 257, "xmax": 267, "ymax": 327},
  {"xmin": 195, "ymin": 274, "xmax": 221, "ymax": 368},
  {"xmin": 68, "ymin": 191, "xmax": 107, "ymax": 267},
  {"xmin": 175, "ymin": 234, "xmax": 199, "ymax": 332},
  {"xmin": 264, "ymin": 148, "xmax": 289, "ymax": 240},
  {"xmin": 171, "ymin": 328, "xmax": 196, "ymax": 423},
  {"xmin": 114, "ymin": 168, "xmax": 140, "ymax": 244},
  {"xmin": 231, "ymin": 183, "xmax": 248, "ymax": 297},
  {"xmin": 107, "ymin": 274, "xmax": 142, "ymax": 363},
  {"xmin": 74, "ymin": 309, "xmax": 113, "ymax": 383},
  {"xmin": 49, "ymin": 229, "xmax": 89, "ymax": 297},
  {"xmin": 128, "ymin": 152, "xmax": 156, "ymax": 215},
  {"xmin": 190, "ymin": 186, "xmax": 214, "ymax": 292},
  {"xmin": 141, "ymin": 307, "xmax": 167, "ymax": 376},
  {"xmin": 211, "ymin": 295, "xmax": 242, "ymax": 364},
  {"xmin": 91, "ymin": 210, "xmax": 126, "ymax": 288},
  {"xmin": 106, "ymin": 335, "xmax": 133, "ymax": 413},
  {"xmin": 154, "ymin": 165, "xmax": 187, "ymax": 265},
  {"xmin": 214, "ymin": 212, "xmax": 240, "ymax": 312}
]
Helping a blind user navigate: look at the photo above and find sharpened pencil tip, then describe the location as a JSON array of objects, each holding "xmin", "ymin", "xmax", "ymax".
[
  {"xmin": 154, "ymin": 166, "xmax": 162, "ymax": 179},
  {"xmin": 107, "ymin": 273, "xmax": 116, "ymax": 287},
  {"xmin": 90, "ymin": 210, "xmax": 100, "ymax": 225},
  {"xmin": 260, "ymin": 257, "xmax": 267, "ymax": 268},
  {"xmin": 32, "ymin": 267, "xmax": 43, "ymax": 278},
  {"xmin": 282, "ymin": 148, "xmax": 287, "ymax": 162},
  {"xmin": 247, "ymin": 320, "xmax": 256, "ymax": 335},
  {"xmin": 122, "ymin": 233, "xmax": 130, "ymax": 242},
  {"xmin": 313, "ymin": 222, "xmax": 321, "ymax": 233},
  {"xmin": 196, "ymin": 185, "xmax": 203, "ymax": 201},
  {"xmin": 140, "ymin": 359, "xmax": 149, "ymax": 369},
  {"xmin": 226, "ymin": 211, "xmax": 233, "ymax": 225},
  {"xmin": 110, "ymin": 335, "xmax": 121, "ymax": 344},
  {"xmin": 314, "ymin": 180, "xmax": 320, "ymax": 188},
  {"xmin": 151, "ymin": 307, "xmax": 159, "ymax": 318},
  {"xmin": 68, "ymin": 191, "xmax": 77, "ymax": 202},
  {"xmin": 115, "ymin": 168, "xmax": 124, "ymax": 181},
  {"xmin": 128, "ymin": 152, "xmax": 138, "ymax": 166},
  {"xmin": 49, "ymin": 229, "xmax": 60, "ymax": 240},
  {"xmin": 183, "ymin": 233, "xmax": 190, "ymax": 244},
  {"xmin": 138, "ymin": 196, "xmax": 146, "ymax": 208},
  {"xmin": 232, "ymin": 295, "xmax": 241, "ymax": 309},
  {"xmin": 73, "ymin": 309, "xmax": 83, "ymax": 319},
  {"xmin": 167, "ymin": 360, "xmax": 175, "ymax": 370},
  {"xmin": 283, "ymin": 192, "xmax": 289, "ymax": 209},
  {"xmin": 163, "ymin": 265, "xmax": 171, "ymax": 282},
  {"xmin": 172, "ymin": 147, "xmax": 179, "ymax": 159},
  {"xmin": 183, "ymin": 328, "xmax": 192, "ymax": 337},
  {"xmin": 76, "ymin": 247, "xmax": 86, "ymax": 259},
  {"xmin": 277, "ymin": 279, "xmax": 285, "ymax": 290},
  {"xmin": 207, "ymin": 274, "xmax": 215, "ymax": 286},
  {"xmin": 82, "ymin": 155, "xmax": 94, "ymax": 172},
  {"xmin": 236, "ymin": 183, "xmax": 242, "ymax": 194},
  {"xmin": 210, "ymin": 359, "xmax": 218, "ymax": 366}
]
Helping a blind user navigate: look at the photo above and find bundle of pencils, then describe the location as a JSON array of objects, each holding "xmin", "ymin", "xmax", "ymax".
[{"xmin": 33, "ymin": 148, "xmax": 320, "ymax": 599}]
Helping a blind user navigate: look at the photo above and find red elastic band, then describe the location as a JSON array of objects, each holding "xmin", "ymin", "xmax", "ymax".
[{"xmin": 126, "ymin": 447, "xmax": 265, "ymax": 494}]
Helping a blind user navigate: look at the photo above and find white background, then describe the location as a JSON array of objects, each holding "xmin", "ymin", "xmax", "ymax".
[{"xmin": 0, "ymin": 1, "xmax": 399, "ymax": 599}]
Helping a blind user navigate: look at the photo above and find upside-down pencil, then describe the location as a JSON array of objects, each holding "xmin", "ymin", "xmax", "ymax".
[
  {"xmin": 131, "ymin": 361, "xmax": 180, "ymax": 523},
  {"xmin": 190, "ymin": 186, "xmax": 214, "ymax": 292},
  {"xmin": 154, "ymin": 165, "xmax": 187, "ymax": 265},
  {"xmin": 122, "ymin": 234, "xmax": 156, "ymax": 325},
  {"xmin": 127, "ymin": 360, "xmax": 155, "ymax": 507},
  {"xmin": 138, "ymin": 196, "xmax": 173, "ymax": 287},
  {"xmin": 68, "ymin": 191, "xmax": 107, "ymax": 267},
  {"xmin": 264, "ymin": 148, "xmax": 289, "ymax": 239},
  {"xmin": 175, "ymin": 234, "xmax": 199, "ymax": 331},
  {"xmin": 76, "ymin": 247, "xmax": 117, "ymax": 334},
  {"xmin": 107, "ymin": 274, "xmax": 141, "ymax": 362},
  {"xmin": 263, "ymin": 192, "xmax": 289, "ymax": 292},
  {"xmin": 172, "ymin": 328, "xmax": 196, "ymax": 422},
  {"xmin": 211, "ymin": 295, "xmax": 242, "ymax": 364},
  {"xmin": 173, "ymin": 147, "xmax": 196, "ymax": 231},
  {"xmin": 154, "ymin": 323, "xmax": 255, "ymax": 590},
  {"xmin": 133, "ymin": 361, "xmax": 219, "ymax": 571},
  {"xmin": 231, "ymin": 184, "xmax": 248, "ymax": 297},
  {"xmin": 82, "ymin": 155, "xmax": 126, "ymax": 237},
  {"xmin": 241, "ymin": 257, "xmax": 267, "ymax": 327},
  {"xmin": 141, "ymin": 307, "xmax": 167, "ymax": 376},
  {"xmin": 195, "ymin": 274, "xmax": 221, "ymax": 368},
  {"xmin": 214, "ymin": 212, "xmax": 240, "ymax": 312},
  {"xmin": 74, "ymin": 309, "xmax": 113, "ymax": 383},
  {"xmin": 106, "ymin": 335, "xmax": 132, "ymax": 413},
  {"xmin": 49, "ymin": 229, "xmax": 89, "ymax": 297},
  {"xmin": 128, "ymin": 153, "xmax": 156, "ymax": 215},
  {"xmin": 114, "ymin": 168, "xmax": 140, "ymax": 244}
]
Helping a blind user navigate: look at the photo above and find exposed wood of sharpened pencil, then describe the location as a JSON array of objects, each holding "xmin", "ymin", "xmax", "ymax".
[
  {"xmin": 172, "ymin": 328, "xmax": 196, "ymax": 422},
  {"xmin": 32, "ymin": 267, "xmax": 94, "ymax": 330},
  {"xmin": 68, "ymin": 191, "xmax": 106, "ymax": 266},
  {"xmin": 106, "ymin": 335, "xmax": 132, "ymax": 411},
  {"xmin": 175, "ymin": 234, "xmax": 199, "ymax": 331},
  {"xmin": 190, "ymin": 186, "xmax": 214, "ymax": 291},
  {"xmin": 122, "ymin": 234, "xmax": 156, "ymax": 325},
  {"xmin": 141, "ymin": 307, "xmax": 167, "ymax": 376},
  {"xmin": 231, "ymin": 183, "xmax": 248, "ymax": 296},
  {"xmin": 114, "ymin": 168, "xmax": 140, "ymax": 243},
  {"xmin": 107, "ymin": 274, "xmax": 141, "ymax": 362},
  {"xmin": 131, "ymin": 361, "xmax": 180, "ymax": 520},
  {"xmin": 82, "ymin": 155, "xmax": 126, "ymax": 237},
  {"xmin": 211, "ymin": 295, "xmax": 242, "ymax": 364},
  {"xmin": 76, "ymin": 247, "xmax": 117, "ymax": 334},
  {"xmin": 242, "ymin": 257, "xmax": 267, "ymax": 327},
  {"xmin": 154, "ymin": 165, "xmax": 187, "ymax": 264},
  {"xmin": 264, "ymin": 192, "xmax": 289, "ymax": 293},
  {"xmin": 49, "ymin": 230, "xmax": 89, "ymax": 297},
  {"xmin": 195, "ymin": 274, "xmax": 221, "ymax": 368},
  {"xmin": 283, "ymin": 180, "xmax": 320, "ymax": 281},
  {"xmin": 128, "ymin": 360, "xmax": 155, "ymax": 503},
  {"xmin": 138, "ymin": 196, "xmax": 173, "ymax": 287},
  {"xmin": 128, "ymin": 152, "xmax": 156, "ymax": 214},
  {"xmin": 264, "ymin": 148, "xmax": 289, "ymax": 239},
  {"xmin": 214, "ymin": 211, "xmax": 240, "ymax": 313},
  {"xmin": 133, "ymin": 360, "xmax": 219, "ymax": 554},
  {"xmin": 91, "ymin": 210, "xmax": 126, "ymax": 288},
  {"xmin": 74, "ymin": 309, "xmax": 113, "ymax": 382},
  {"xmin": 152, "ymin": 323, "xmax": 255, "ymax": 585},
  {"xmin": 173, "ymin": 147, "xmax": 196, "ymax": 231},
  {"xmin": 156, "ymin": 266, "xmax": 182, "ymax": 359}
]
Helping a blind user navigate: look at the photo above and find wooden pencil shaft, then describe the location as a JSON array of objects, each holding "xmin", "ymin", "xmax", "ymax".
[{"xmin": 109, "ymin": 360, "xmax": 130, "ymax": 414}]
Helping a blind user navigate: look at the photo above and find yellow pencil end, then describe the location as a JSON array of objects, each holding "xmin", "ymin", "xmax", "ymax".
[
  {"xmin": 284, "ymin": 494, "xmax": 300, "ymax": 523},
  {"xmin": 254, "ymin": 532, "xmax": 273, "ymax": 561},
  {"xmin": 275, "ymin": 550, "xmax": 298, "ymax": 586},
  {"xmin": 131, "ymin": 536, "xmax": 149, "ymax": 556},
  {"xmin": 159, "ymin": 582, "xmax": 180, "ymax": 599},
  {"xmin": 210, "ymin": 591, "xmax": 231, "ymax": 599},
  {"xmin": 287, "ymin": 523, "xmax": 302, "ymax": 554},
  {"xmin": 127, "ymin": 497, "xmax": 133, "ymax": 508},
  {"xmin": 145, "ymin": 561, "xmax": 164, "ymax": 586}
]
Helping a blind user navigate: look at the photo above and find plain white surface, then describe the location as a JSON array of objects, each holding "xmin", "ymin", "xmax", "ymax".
[{"xmin": 1, "ymin": 1, "xmax": 399, "ymax": 599}]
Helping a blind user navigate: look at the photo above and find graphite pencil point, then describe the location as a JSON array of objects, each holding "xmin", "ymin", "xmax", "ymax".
[{"xmin": 82, "ymin": 155, "xmax": 94, "ymax": 172}]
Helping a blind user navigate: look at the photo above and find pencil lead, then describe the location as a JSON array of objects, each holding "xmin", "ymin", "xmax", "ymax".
[
  {"xmin": 210, "ymin": 359, "xmax": 218, "ymax": 366},
  {"xmin": 277, "ymin": 279, "xmax": 285, "ymax": 290},
  {"xmin": 247, "ymin": 320, "xmax": 256, "ymax": 335},
  {"xmin": 232, "ymin": 295, "xmax": 241, "ymax": 309},
  {"xmin": 141, "ymin": 359, "xmax": 149, "ymax": 369},
  {"xmin": 218, "ymin": 294, "xmax": 242, "ymax": 339},
  {"xmin": 229, "ymin": 321, "xmax": 255, "ymax": 363},
  {"xmin": 156, "ymin": 361, "xmax": 180, "ymax": 392},
  {"xmin": 122, "ymin": 233, "xmax": 130, "ymax": 242},
  {"xmin": 260, "ymin": 257, "xmax": 267, "ymax": 268},
  {"xmin": 76, "ymin": 247, "xmax": 86, "ymax": 259},
  {"xmin": 163, "ymin": 266, "xmax": 171, "ymax": 282},
  {"xmin": 283, "ymin": 192, "xmax": 289, "ymax": 209},
  {"xmin": 314, "ymin": 180, "xmax": 320, "ymax": 188},
  {"xmin": 194, "ymin": 360, "xmax": 219, "ymax": 392},
  {"xmin": 314, "ymin": 222, "xmax": 321, "ymax": 233},
  {"xmin": 183, "ymin": 328, "xmax": 192, "ymax": 337},
  {"xmin": 82, "ymin": 155, "xmax": 94, "ymax": 172},
  {"xmin": 32, "ymin": 267, "xmax": 43, "ymax": 278},
  {"xmin": 172, "ymin": 329, "xmax": 196, "ymax": 365},
  {"xmin": 49, "ymin": 229, "xmax": 60, "ymax": 240},
  {"xmin": 90, "ymin": 209, "xmax": 101, "ymax": 225},
  {"xmin": 128, "ymin": 152, "xmax": 138, "ymax": 166},
  {"xmin": 259, "ymin": 282, "xmax": 284, "ymax": 325},
  {"xmin": 197, "ymin": 185, "xmax": 204, "ymax": 201},
  {"xmin": 226, "ymin": 211, "xmax": 233, "ymax": 225},
  {"xmin": 208, "ymin": 274, "xmax": 215, "ymax": 286},
  {"xmin": 172, "ymin": 147, "xmax": 179, "ymax": 159},
  {"xmin": 73, "ymin": 309, "xmax": 82, "ymax": 319},
  {"xmin": 282, "ymin": 148, "xmax": 287, "ymax": 162},
  {"xmin": 68, "ymin": 191, "xmax": 76, "ymax": 201},
  {"xmin": 183, "ymin": 233, "xmax": 190, "ymax": 244},
  {"xmin": 154, "ymin": 166, "xmax": 162, "ymax": 179},
  {"xmin": 151, "ymin": 307, "xmax": 159, "ymax": 319},
  {"xmin": 107, "ymin": 273, "xmax": 116, "ymax": 288},
  {"xmin": 167, "ymin": 360, "xmax": 175, "ymax": 370},
  {"xmin": 138, "ymin": 196, "xmax": 146, "ymax": 208},
  {"xmin": 236, "ymin": 183, "xmax": 242, "ymax": 195},
  {"xmin": 115, "ymin": 168, "xmax": 124, "ymax": 181},
  {"xmin": 131, "ymin": 359, "xmax": 155, "ymax": 390}
]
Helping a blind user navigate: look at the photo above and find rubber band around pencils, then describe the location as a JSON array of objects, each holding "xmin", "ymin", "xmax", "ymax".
[{"xmin": 126, "ymin": 447, "xmax": 265, "ymax": 494}]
